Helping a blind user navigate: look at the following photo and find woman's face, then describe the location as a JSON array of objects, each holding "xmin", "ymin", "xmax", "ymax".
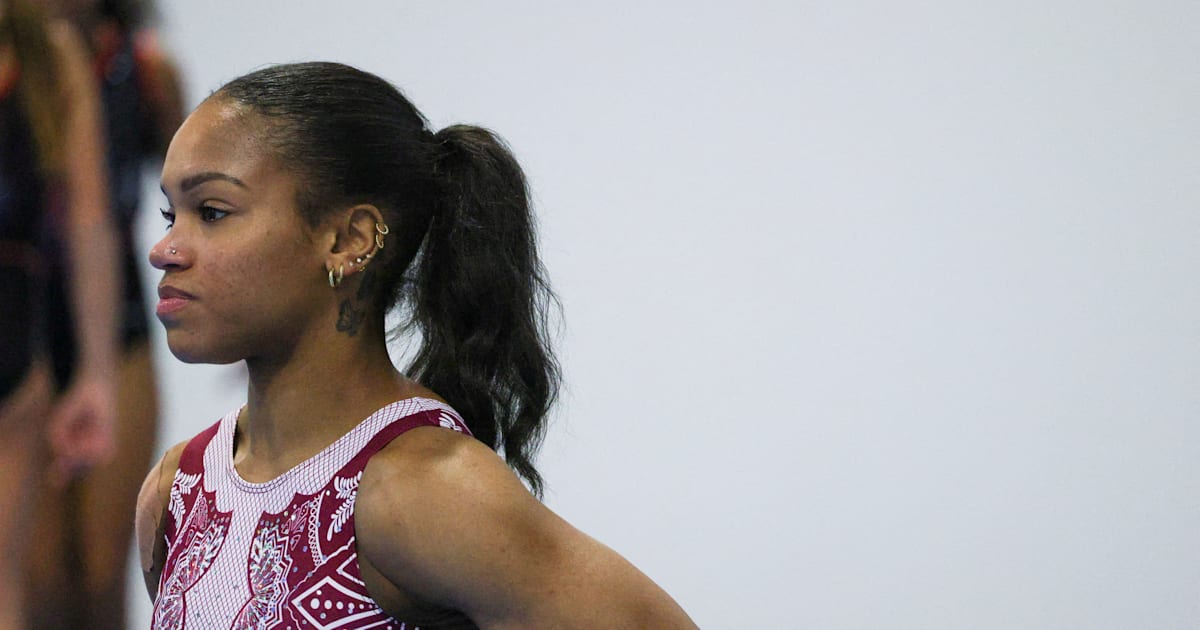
[{"xmin": 151, "ymin": 98, "xmax": 330, "ymax": 364}]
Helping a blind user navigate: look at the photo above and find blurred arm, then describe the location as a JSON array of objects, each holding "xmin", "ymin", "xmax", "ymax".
[{"xmin": 47, "ymin": 20, "xmax": 120, "ymax": 473}]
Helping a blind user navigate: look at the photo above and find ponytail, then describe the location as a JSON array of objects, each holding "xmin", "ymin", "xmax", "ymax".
[
  {"xmin": 215, "ymin": 63, "xmax": 561, "ymax": 495},
  {"xmin": 406, "ymin": 125, "xmax": 560, "ymax": 496}
]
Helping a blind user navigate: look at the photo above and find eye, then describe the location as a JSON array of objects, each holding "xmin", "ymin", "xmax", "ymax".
[
  {"xmin": 160, "ymin": 207, "xmax": 175, "ymax": 230},
  {"xmin": 199, "ymin": 206, "xmax": 230, "ymax": 222}
]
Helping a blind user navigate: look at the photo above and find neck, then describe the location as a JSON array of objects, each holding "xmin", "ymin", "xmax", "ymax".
[{"xmin": 234, "ymin": 314, "xmax": 421, "ymax": 480}]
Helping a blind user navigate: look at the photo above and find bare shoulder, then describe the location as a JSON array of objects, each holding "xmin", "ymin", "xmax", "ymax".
[
  {"xmin": 357, "ymin": 427, "xmax": 541, "ymax": 559},
  {"xmin": 135, "ymin": 439, "xmax": 189, "ymax": 601},
  {"xmin": 356, "ymin": 427, "xmax": 698, "ymax": 629},
  {"xmin": 362, "ymin": 425, "xmax": 533, "ymax": 508}
]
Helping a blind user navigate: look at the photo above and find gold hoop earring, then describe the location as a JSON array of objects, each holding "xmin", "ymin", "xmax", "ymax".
[
  {"xmin": 328, "ymin": 264, "xmax": 345, "ymax": 288},
  {"xmin": 375, "ymin": 222, "xmax": 389, "ymax": 250}
]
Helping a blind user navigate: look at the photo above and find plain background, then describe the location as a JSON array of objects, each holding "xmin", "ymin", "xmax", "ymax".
[{"xmin": 123, "ymin": 2, "xmax": 1199, "ymax": 628}]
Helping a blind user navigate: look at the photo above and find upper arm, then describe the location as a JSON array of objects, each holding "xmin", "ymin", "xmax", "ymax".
[
  {"xmin": 356, "ymin": 429, "xmax": 697, "ymax": 629},
  {"xmin": 135, "ymin": 440, "xmax": 187, "ymax": 601},
  {"xmin": 48, "ymin": 21, "xmax": 108, "ymax": 228}
]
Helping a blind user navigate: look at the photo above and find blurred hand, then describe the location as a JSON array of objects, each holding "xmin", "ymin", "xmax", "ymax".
[{"xmin": 48, "ymin": 371, "xmax": 117, "ymax": 485}]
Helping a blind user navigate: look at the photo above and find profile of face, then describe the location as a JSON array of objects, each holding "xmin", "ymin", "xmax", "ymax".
[{"xmin": 150, "ymin": 98, "xmax": 331, "ymax": 364}]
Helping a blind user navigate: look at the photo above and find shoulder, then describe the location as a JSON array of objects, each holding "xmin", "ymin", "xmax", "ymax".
[
  {"xmin": 361, "ymin": 409, "xmax": 528, "ymax": 488},
  {"xmin": 135, "ymin": 438, "xmax": 189, "ymax": 599},
  {"xmin": 136, "ymin": 439, "xmax": 188, "ymax": 533},
  {"xmin": 358, "ymin": 424, "xmax": 532, "ymax": 528},
  {"xmin": 141, "ymin": 438, "xmax": 188, "ymax": 507},
  {"xmin": 355, "ymin": 426, "xmax": 699, "ymax": 628},
  {"xmin": 135, "ymin": 416, "xmax": 223, "ymax": 526},
  {"xmin": 355, "ymin": 426, "xmax": 551, "ymax": 611}
]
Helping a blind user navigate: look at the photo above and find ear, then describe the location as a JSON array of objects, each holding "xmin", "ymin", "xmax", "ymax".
[{"xmin": 325, "ymin": 204, "xmax": 385, "ymax": 279}]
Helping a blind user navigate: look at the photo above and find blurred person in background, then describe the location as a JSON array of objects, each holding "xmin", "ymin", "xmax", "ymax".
[
  {"xmin": 136, "ymin": 62, "xmax": 696, "ymax": 629},
  {"xmin": 26, "ymin": 0, "xmax": 183, "ymax": 628},
  {"xmin": 0, "ymin": 0, "xmax": 120, "ymax": 627}
]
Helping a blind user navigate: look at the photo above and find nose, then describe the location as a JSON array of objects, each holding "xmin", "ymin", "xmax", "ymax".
[{"xmin": 149, "ymin": 234, "xmax": 189, "ymax": 271}]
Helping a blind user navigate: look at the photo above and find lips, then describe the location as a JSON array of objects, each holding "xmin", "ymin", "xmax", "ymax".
[
  {"xmin": 156, "ymin": 285, "xmax": 195, "ymax": 317},
  {"xmin": 158, "ymin": 285, "xmax": 195, "ymax": 300}
]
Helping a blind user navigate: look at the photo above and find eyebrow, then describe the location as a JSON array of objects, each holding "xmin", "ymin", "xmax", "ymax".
[{"xmin": 161, "ymin": 171, "xmax": 249, "ymax": 195}]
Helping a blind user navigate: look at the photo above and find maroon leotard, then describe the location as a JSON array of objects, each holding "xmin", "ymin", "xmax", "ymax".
[{"xmin": 153, "ymin": 397, "xmax": 475, "ymax": 629}]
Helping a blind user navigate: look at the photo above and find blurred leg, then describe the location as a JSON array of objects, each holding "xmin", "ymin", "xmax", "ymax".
[
  {"xmin": 23, "ymin": 480, "xmax": 79, "ymax": 629},
  {"xmin": 24, "ymin": 383, "xmax": 81, "ymax": 629},
  {"xmin": 0, "ymin": 362, "xmax": 52, "ymax": 630},
  {"xmin": 25, "ymin": 341, "xmax": 158, "ymax": 629}
]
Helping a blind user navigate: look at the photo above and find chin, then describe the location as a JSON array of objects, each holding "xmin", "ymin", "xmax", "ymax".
[
  {"xmin": 167, "ymin": 344, "xmax": 230, "ymax": 365},
  {"xmin": 165, "ymin": 331, "xmax": 244, "ymax": 365}
]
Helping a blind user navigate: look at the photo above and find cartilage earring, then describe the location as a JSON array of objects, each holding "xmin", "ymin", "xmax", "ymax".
[{"xmin": 375, "ymin": 222, "xmax": 389, "ymax": 250}]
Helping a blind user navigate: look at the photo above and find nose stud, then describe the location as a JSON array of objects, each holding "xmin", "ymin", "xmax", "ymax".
[{"xmin": 170, "ymin": 247, "xmax": 177, "ymax": 255}]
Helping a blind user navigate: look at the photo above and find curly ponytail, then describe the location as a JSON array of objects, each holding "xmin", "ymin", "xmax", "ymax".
[
  {"xmin": 216, "ymin": 63, "xmax": 559, "ymax": 495},
  {"xmin": 406, "ymin": 125, "xmax": 560, "ymax": 496}
]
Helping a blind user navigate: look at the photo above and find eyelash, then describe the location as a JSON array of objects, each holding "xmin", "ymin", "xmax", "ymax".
[
  {"xmin": 159, "ymin": 206, "xmax": 230, "ymax": 230},
  {"xmin": 200, "ymin": 206, "xmax": 230, "ymax": 222}
]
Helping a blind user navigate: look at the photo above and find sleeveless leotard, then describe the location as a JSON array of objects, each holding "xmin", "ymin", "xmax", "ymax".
[
  {"xmin": 153, "ymin": 397, "xmax": 479, "ymax": 629},
  {"xmin": 0, "ymin": 77, "xmax": 49, "ymax": 400}
]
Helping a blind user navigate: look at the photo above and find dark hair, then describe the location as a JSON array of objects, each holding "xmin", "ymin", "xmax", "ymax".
[{"xmin": 216, "ymin": 62, "xmax": 560, "ymax": 495}]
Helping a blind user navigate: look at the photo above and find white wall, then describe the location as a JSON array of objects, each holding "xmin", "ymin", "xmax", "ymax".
[{"xmin": 129, "ymin": 2, "xmax": 1200, "ymax": 628}]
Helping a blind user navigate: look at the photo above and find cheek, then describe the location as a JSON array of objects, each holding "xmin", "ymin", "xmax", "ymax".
[
  {"xmin": 200, "ymin": 251, "xmax": 260, "ymax": 313},
  {"xmin": 208, "ymin": 239, "xmax": 321, "ymax": 322}
]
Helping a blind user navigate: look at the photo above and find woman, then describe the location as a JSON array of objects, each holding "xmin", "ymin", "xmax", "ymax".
[
  {"xmin": 0, "ymin": 1, "xmax": 119, "ymax": 628},
  {"xmin": 136, "ymin": 62, "xmax": 697, "ymax": 629},
  {"xmin": 27, "ymin": 0, "xmax": 183, "ymax": 626}
]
